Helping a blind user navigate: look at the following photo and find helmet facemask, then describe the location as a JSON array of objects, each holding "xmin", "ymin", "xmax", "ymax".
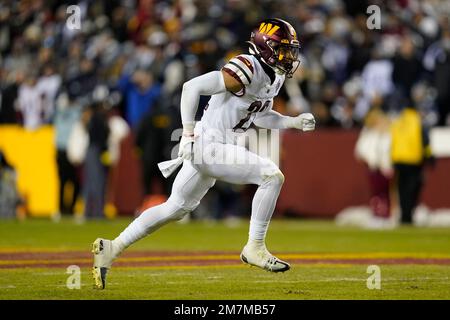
[{"xmin": 267, "ymin": 40, "xmax": 301, "ymax": 78}]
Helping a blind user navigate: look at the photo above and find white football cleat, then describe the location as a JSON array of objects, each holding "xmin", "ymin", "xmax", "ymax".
[
  {"xmin": 92, "ymin": 238, "xmax": 117, "ymax": 289},
  {"xmin": 240, "ymin": 243, "xmax": 290, "ymax": 273}
]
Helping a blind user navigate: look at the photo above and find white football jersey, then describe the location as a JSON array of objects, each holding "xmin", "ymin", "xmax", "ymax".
[{"xmin": 198, "ymin": 54, "xmax": 285, "ymax": 142}]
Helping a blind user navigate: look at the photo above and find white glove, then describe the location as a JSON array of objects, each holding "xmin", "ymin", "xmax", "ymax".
[
  {"xmin": 290, "ymin": 113, "xmax": 316, "ymax": 131},
  {"xmin": 178, "ymin": 122, "xmax": 195, "ymax": 160},
  {"xmin": 178, "ymin": 134, "xmax": 194, "ymax": 160}
]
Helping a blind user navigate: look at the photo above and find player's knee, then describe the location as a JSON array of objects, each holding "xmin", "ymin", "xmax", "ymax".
[
  {"xmin": 274, "ymin": 170, "xmax": 285, "ymax": 186},
  {"xmin": 165, "ymin": 199, "xmax": 191, "ymax": 221},
  {"xmin": 263, "ymin": 170, "xmax": 285, "ymax": 188}
]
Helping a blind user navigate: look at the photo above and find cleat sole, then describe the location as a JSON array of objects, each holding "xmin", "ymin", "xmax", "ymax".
[
  {"xmin": 92, "ymin": 239, "xmax": 108, "ymax": 289},
  {"xmin": 92, "ymin": 267, "xmax": 107, "ymax": 289}
]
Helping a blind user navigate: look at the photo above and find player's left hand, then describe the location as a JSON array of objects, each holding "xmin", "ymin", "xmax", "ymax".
[{"xmin": 292, "ymin": 113, "xmax": 316, "ymax": 131}]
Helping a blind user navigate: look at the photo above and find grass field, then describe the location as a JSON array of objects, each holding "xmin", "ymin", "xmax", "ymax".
[{"xmin": 0, "ymin": 217, "xmax": 449, "ymax": 300}]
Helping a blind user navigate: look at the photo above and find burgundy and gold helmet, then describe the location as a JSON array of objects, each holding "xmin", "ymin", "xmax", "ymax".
[{"xmin": 249, "ymin": 18, "xmax": 301, "ymax": 78}]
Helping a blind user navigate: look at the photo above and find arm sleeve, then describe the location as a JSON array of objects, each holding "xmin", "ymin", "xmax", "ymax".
[
  {"xmin": 253, "ymin": 110, "xmax": 295, "ymax": 129},
  {"xmin": 180, "ymin": 71, "xmax": 226, "ymax": 129}
]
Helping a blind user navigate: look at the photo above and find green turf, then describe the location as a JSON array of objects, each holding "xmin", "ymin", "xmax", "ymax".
[
  {"xmin": 1, "ymin": 265, "xmax": 449, "ymax": 300},
  {"xmin": 0, "ymin": 218, "xmax": 449, "ymax": 299}
]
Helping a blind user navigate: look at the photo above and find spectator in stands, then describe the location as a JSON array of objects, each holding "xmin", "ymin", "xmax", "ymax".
[
  {"xmin": 0, "ymin": 70, "xmax": 23, "ymax": 124},
  {"xmin": 0, "ymin": 150, "xmax": 22, "ymax": 219},
  {"xmin": 355, "ymin": 108, "xmax": 394, "ymax": 229},
  {"xmin": 83, "ymin": 101, "xmax": 110, "ymax": 219},
  {"xmin": 391, "ymin": 103, "xmax": 433, "ymax": 224},
  {"xmin": 17, "ymin": 71, "xmax": 44, "ymax": 130},
  {"xmin": 54, "ymin": 91, "xmax": 82, "ymax": 216},
  {"xmin": 355, "ymin": 46, "xmax": 394, "ymax": 121},
  {"xmin": 392, "ymin": 35, "xmax": 422, "ymax": 110},
  {"xmin": 37, "ymin": 64, "xmax": 61, "ymax": 124},
  {"xmin": 3, "ymin": 39, "xmax": 31, "ymax": 76},
  {"xmin": 135, "ymin": 104, "xmax": 172, "ymax": 198},
  {"xmin": 66, "ymin": 57, "xmax": 98, "ymax": 102},
  {"xmin": 110, "ymin": 6, "xmax": 129, "ymax": 43},
  {"xmin": 423, "ymin": 27, "xmax": 450, "ymax": 126},
  {"xmin": 117, "ymin": 69, "xmax": 162, "ymax": 129}
]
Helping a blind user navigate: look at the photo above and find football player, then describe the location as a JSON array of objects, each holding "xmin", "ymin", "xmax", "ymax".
[{"xmin": 92, "ymin": 18, "xmax": 315, "ymax": 289}]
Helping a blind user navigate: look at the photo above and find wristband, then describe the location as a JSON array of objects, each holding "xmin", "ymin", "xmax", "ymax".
[{"xmin": 182, "ymin": 121, "xmax": 195, "ymax": 136}]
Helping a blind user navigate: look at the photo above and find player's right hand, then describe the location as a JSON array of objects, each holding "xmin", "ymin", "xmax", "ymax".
[{"xmin": 178, "ymin": 134, "xmax": 195, "ymax": 160}]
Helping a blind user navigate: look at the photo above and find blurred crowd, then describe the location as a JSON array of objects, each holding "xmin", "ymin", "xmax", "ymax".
[{"xmin": 0, "ymin": 0, "xmax": 449, "ymax": 220}]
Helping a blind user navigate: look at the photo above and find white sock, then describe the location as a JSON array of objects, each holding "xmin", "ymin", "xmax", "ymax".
[
  {"xmin": 248, "ymin": 174, "xmax": 283, "ymax": 245},
  {"xmin": 113, "ymin": 201, "xmax": 186, "ymax": 251},
  {"xmin": 248, "ymin": 219, "xmax": 269, "ymax": 244}
]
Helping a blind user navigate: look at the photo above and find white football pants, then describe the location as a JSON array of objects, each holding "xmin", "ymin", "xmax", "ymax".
[{"xmin": 115, "ymin": 140, "xmax": 284, "ymax": 249}]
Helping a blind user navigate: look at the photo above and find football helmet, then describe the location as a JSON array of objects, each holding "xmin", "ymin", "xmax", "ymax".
[{"xmin": 249, "ymin": 18, "xmax": 301, "ymax": 78}]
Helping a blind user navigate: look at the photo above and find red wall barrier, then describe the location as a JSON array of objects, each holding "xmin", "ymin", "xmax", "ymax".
[
  {"xmin": 277, "ymin": 129, "xmax": 450, "ymax": 218},
  {"xmin": 421, "ymin": 159, "xmax": 450, "ymax": 209},
  {"xmin": 112, "ymin": 129, "xmax": 450, "ymax": 217},
  {"xmin": 277, "ymin": 129, "xmax": 370, "ymax": 218},
  {"xmin": 112, "ymin": 134, "xmax": 144, "ymax": 215}
]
